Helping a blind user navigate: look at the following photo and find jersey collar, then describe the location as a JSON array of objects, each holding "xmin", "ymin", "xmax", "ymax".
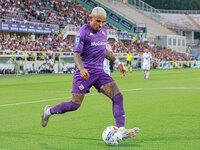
[{"xmin": 87, "ymin": 22, "xmax": 102, "ymax": 33}]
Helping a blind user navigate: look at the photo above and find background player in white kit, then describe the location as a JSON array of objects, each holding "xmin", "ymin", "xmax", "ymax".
[
  {"xmin": 141, "ymin": 49, "xmax": 152, "ymax": 79},
  {"xmin": 103, "ymin": 43, "xmax": 115, "ymax": 75}
]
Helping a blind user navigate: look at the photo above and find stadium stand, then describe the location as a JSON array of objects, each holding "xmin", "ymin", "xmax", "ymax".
[
  {"xmin": 160, "ymin": 13, "xmax": 199, "ymax": 30},
  {"xmin": 96, "ymin": 0, "xmax": 176, "ymax": 38},
  {"xmin": 189, "ymin": 14, "xmax": 200, "ymax": 28},
  {"xmin": 0, "ymin": 32, "xmax": 191, "ymax": 62},
  {"xmin": 158, "ymin": 9, "xmax": 200, "ymax": 47},
  {"xmin": 112, "ymin": 40, "xmax": 191, "ymax": 61},
  {"xmin": 0, "ymin": 0, "xmax": 198, "ymax": 74},
  {"xmin": 0, "ymin": 0, "xmax": 90, "ymax": 28},
  {"xmin": 0, "ymin": 33, "xmax": 74, "ymax": 53}
]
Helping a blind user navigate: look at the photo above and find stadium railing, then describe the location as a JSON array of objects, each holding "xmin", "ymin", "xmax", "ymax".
[
  {"xmin": 159, "ymin": 9, "xmax": 200, "ymax": 14},
  {"xmin": 1, "ymin": 50, "xmax": 199, "ymax": 75},
  {"xmin": 59, "ymin": 24, "xmax": 80, "ymax": 38},
  {"xmin": 127, "ymin": 0, "xmax": 160, "ymax": 22}
]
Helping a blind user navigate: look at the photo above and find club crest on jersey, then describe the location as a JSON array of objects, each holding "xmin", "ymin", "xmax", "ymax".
[
  {"xmin": 89, "ymin": 32, "xmax": 93, "ymax": 36},
  {"xmin": 75, "ymin": 37, "xmax": 80, "ymax": 44},
  {"xmin": 79, "ymin": 84, "xmax": 85, "ymax": 90}
]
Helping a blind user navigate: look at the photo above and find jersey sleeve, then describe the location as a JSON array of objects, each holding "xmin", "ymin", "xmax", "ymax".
[{"xmin": 74, "ymin": 29, "xmax": 85, "ymax": 53}]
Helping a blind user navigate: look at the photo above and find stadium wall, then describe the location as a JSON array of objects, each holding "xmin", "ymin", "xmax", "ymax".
[
  {"xmin": 154, "ymin": 35, "xmax": 186, "ymax": 53},
  {"xmin": 75, "ymin": 0, "xmax": 137, "ymax": 33},
  {"xmin": 0, "ymin": 19, "xmax": 58, "ymax": 34}
]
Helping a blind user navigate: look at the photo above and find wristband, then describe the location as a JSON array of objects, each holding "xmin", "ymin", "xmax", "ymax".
[{"xmin": 114, "ymin": 59, "xmax": 121, "ymax": 66}]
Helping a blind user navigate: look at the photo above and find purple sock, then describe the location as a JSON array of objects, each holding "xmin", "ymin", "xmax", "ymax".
[
  {"xmin": 112, "ymin": 93, "xmax": 125, "ymax": 128},
  {"xmin": 50, "ymin": 101, "xmax": 80, "ymax": 114}
]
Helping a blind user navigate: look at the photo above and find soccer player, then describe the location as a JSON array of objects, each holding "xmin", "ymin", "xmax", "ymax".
[
  {"xmin": 41, "ymin": 7, "xmax": 139, "ymax": 141},
  {"xmin": 141, "ymin": 49, "xmax": 152, "ymax": 79},
  {"xmin": 126, "ymin": 51, "xmax": 133, "ymax": 72},
  {"xmin": 103, "ymin": 43, "xmax": 115, "ymax": 76}
]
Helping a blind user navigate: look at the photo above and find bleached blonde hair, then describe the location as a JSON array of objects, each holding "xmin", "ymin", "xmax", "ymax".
[{"xmin": 91, "ymin": 7, "xmax": 107, "ymax": 18}]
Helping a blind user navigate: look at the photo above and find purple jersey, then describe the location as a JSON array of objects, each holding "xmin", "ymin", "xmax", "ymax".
[{"xmin": 74, "ymin": 23, "xmax": 107, "ymax": 73}]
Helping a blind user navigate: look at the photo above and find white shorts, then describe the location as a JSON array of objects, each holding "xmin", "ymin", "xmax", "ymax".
[
  {"xmin": 104, "ymin": 66, "xmax": 110, "ymax": 76},
  {"xmin": 142, "ymin": 63, "xmax": 150, "ymax": 70}
]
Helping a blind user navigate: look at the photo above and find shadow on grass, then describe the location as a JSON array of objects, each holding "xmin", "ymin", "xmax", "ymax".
[
  {"xmin": 136, "ymin": 136, "xmax": 200, "ymax": 142},
  {"xmin": 1, "ymin": 130, "xmax": 200, "ymax": 141},
  {"xmin": 3, "ymin": 131, "xmax": 200, "ymax": 149},
  {"xmin": 0, "ymin": 130, "xmax": 142, "ymax": 149},
  {"xmin": 0, "ymin": 130, "xmax": 101, "ymax": 141}
]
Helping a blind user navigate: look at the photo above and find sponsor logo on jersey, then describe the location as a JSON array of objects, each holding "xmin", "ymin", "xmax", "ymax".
[{"xmin": 91, "ymin": 41, "xmax": 107, "ymax": 46}]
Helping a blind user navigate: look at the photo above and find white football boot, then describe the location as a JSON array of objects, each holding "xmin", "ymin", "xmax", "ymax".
[
  {"xmin": 40, "ymin": 105, "xmax": 51, "ymax": 127},
  {"xmin": 121, "ymin": 127, "xmax": 140, "ymax": 141}
]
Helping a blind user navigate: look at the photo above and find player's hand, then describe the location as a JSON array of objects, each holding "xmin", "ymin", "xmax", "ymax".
[
  {"xmin": 80, "ymin": 69, "xmax": 90, "ymax": 80},
  {"xmin": 118, "ymin": 64, "xmax": 126, "ymax": 76}
]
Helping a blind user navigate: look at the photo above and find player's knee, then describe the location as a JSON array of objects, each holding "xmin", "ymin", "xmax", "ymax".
[
  {"xmin": 112, "ymin": 92, "xmax": 123, "ymax": 104},
  {"xmin": 70, "ymin": 101, "xmax": 80, "ymax": 111}
]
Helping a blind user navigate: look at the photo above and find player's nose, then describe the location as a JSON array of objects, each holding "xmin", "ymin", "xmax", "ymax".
[{"xmin": 99, "ymin": 22, "xmax": 104, "ymax": 27}]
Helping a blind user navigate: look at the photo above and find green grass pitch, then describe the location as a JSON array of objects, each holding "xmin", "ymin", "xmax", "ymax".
[{"xmin": 0, "ymin": 69, "xmax": 200, "ymax": 150}]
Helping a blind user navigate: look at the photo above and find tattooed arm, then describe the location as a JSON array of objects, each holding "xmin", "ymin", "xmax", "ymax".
[
  {"xmin": 105, "ymin": 49, "xmax": 117, "ymax": 62},
  {"xmin": 74, "ymin": 52, "xmax": 89, "ymax": 80},
  {"xmin": 105, "ymin": 50, "xmax": 126, "ymax": 76},
  {"xmin": 74, "ymin": 52, "xmax": 84, "ymax": 71}
]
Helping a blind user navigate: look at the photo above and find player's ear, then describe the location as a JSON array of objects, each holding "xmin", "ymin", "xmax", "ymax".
[{"xmin": 89, "ymin": 15, "xmax": 93, "ymax": 22}]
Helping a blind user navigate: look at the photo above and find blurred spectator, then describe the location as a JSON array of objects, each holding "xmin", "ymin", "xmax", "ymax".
[
  {"xmin": 0, "ymin": 68, "xmax": 16, "ymax": 74},
  {"xmin": 28, "ymin": 63, "xmax": 35, "ymax": 73},
  {"xmin": 0, "ymin": 32, "xmax": 194, "ymax": 62},
  {"xmin": 39, "ymin": 63, "xmax": 46, "ymax": 73},
  {"xmin": 62, "ymin": 63, "xmax": 68, "ymax": 73}
]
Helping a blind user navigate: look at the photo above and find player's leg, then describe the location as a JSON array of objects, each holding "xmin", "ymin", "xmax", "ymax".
[
  {"xmin": 50, "ymin": 93, "xmax": 84, "ymax": 114},
  {"xmin": 142, "ymin": 63, "xmax": 146, "ymax": 78},
  {"xmin": 100, "ymin": 81, "xmax": 124, "ymax": 127},
  {"xmin": 143, "ymin": 69, "xmax": 146, "ymax": 79},
  {"xmin": 41, "ymin": 69, "xmax": 95, "ymax": 127},
  {"xmin": 130, "ymin": 61, "xmax": 133, "ymax": 72},
  {"xmin": 126, "ymin": 61, "xmax": 129, "ymax": 72},
  {"xmin": 146, "ymin": 65, "xmax": 150, "ymax": 79},
  {"xmin": 100, "ymin": 81, "xmax": 139, "ymax": 140},
  {"xmin": 40, "ymin": 93, "xmax": 84, "ymax": 127},
  {"xmin": 146, "ymin": 70, "xmax": 149, "ymax": 79}
]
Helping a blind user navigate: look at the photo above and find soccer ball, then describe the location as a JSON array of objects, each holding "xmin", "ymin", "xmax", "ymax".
[{"xmin": 102, "ymin": 126, "xmax": 122, "ymax": 146}]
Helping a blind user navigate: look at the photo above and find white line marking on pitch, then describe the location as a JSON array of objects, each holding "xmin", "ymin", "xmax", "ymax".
[{"xmin": 0, "ymin": 88, "xmax": 199, "ymax": 107}]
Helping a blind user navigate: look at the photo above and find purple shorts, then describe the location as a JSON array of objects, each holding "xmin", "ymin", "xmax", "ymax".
[{"xmin": 72, "ymin": 70, "xmax": 114, "ymax": 93}]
